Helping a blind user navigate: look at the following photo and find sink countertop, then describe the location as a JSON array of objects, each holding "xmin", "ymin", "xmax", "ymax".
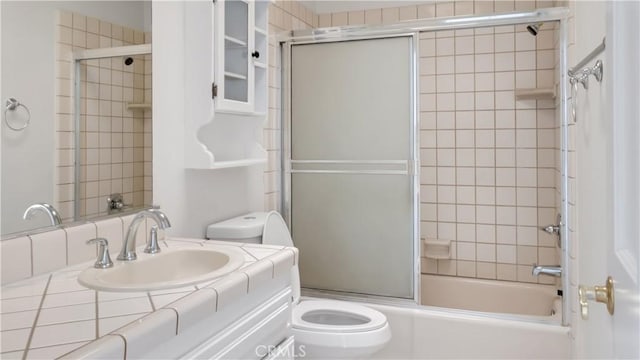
[{"xmin": 0, "ymin": 239, "xmax": 297, "ymax": 359}]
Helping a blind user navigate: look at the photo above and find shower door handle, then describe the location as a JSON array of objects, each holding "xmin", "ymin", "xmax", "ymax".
[{"xmin": 578, "ymin": 276, "xmax": 615, "ymax": 320}]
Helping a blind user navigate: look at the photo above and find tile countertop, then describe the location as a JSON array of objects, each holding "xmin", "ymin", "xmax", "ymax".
[{"xmin": 0, "ymin": 239, "xmax": 297, "ymax": 359}]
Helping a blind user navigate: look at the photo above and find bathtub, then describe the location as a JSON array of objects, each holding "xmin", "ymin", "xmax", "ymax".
[
  {"xmin": 362, "ymin": 275, "xmax": 568, "ymax": 359},
  {"xmin": 368, "ymin": 303, "xmax": 570, "ymax": 359},
  {"xmin": 420, "ymin": 274, "xmax": 561, "ymax": 318}
]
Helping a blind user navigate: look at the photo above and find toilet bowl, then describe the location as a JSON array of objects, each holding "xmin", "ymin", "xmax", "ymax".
[
  {"xmin": 292, "ymin": 299, "xmax": 391, "ymax": 358},
  {"xmin": 207, "ymin": 211, "xmax": 391, "ymax": 359}
]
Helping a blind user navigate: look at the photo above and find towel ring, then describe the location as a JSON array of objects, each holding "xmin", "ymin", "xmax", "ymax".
[{"xmin": 4, "ymin": 97, "xmax": 31, "ymax": 131}]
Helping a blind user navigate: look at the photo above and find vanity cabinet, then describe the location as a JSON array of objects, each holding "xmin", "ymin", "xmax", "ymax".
[
  {"xmin": 180, "ymin": 288, "xmax": 293, "ymax": 359},
  {"xmin": 214, "ymin": 0, "xmax": 268, "ymax": 115},
  {"xmin": 264, "ymin": 337, "xmax": 296, "ymax": 360}
]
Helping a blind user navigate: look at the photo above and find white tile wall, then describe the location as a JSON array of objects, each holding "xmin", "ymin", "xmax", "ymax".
[
  {"xmin": 95, "ymin": 217, "xmax": 124, "ymax": 256},
  {"xmin": 30, "ymin": 230, "xmax": 67, "ymax": 276},
  {"xmin": 0, "ymin": 237, "xmax": 32, "ymax": 284},
  {"xmin": 265, "ymin": 1, "xmax": 317, "ymax": 211},
  {"xmin": 64, "ymin": 223, "xmax": 98, "ymax": 265}
]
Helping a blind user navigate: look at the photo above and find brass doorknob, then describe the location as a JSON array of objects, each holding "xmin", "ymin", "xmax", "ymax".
[{"xmin": 578, "ymin": 276, "xmax": 614, "ymax": 320}]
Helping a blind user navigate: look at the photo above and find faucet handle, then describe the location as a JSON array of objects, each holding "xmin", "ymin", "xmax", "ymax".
[
  {"xmin": 87, "ymin": 238, "xmax": 114, "ymax": 269},
  {"xmin": 144, "ymin": 226, "xmax": 162, "ymax": 254}
]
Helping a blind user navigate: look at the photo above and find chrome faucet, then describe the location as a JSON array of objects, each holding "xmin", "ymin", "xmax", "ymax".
[
  {"xmin": 117, "ymin": 209, "xmax": 171, "ymax": 261},
  {"xmin": 23, "ymin": 203, "xmax": 62, "ymax": 226},
  {"xmin": 532, "ymin": 264, "xmax": 562, "ymax": 277}
]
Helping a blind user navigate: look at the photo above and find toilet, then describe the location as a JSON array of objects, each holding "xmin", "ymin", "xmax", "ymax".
[{"xmin": 207, "ymin": 211, "xmax": 391, "ymax": 359}]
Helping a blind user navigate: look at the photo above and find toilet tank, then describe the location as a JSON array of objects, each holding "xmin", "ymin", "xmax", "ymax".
[{"xmin": 205, "ymin": 212, "xmax": 268, "ymax": 243}]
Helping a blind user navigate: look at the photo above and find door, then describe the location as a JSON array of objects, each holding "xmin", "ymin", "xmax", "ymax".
[
  {"xmin": 606, "ymin": 1, "xmax": 640, "ymax": 357},
  {"xmin": 575, "ymin": 1, "xmax": 640, "ymax": 358},
  {"xmin": 288, "ymin": 36, "xmax": 417, "ymax": 299}
]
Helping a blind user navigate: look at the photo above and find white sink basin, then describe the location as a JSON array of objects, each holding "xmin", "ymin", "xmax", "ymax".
[{"xmin": 78, "ymin": 246, "xmax": 245, "ymax": 292}]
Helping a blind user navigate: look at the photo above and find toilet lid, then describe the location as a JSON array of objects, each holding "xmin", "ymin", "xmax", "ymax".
[{"xmin": 292, "ymin": 300, "xmax": 387, "ymax": 333}]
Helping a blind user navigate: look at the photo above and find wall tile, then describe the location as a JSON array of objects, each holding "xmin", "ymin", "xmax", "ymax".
[
  {"xmin": 30, "ymin": 230, "xmax": 67, "ymax": 275},
  {"xmin": 94, "ymin": 217, "xmax": 123, "ymax": 256},
  {"xmin": 364, "ymin": 9, "xmax": 382, "ymax": 25},
  {"xmin": 381, "ymin": 7, "xmax": 399, "ymax": 24},
  {"xmin": 1, "ymin": 237, "xmax": 32, "ymax": 284}
]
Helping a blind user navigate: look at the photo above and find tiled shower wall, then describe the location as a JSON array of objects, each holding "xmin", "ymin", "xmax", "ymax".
[
  {"xmin": 264, "ymin": 1, "xmax": 319, "ymax": 211},
  {"xmin": 314, "ymin": 0, "xmax": 561, "ymax": 285},
  {"xmin": 55, "ymin": 11, "xmax": 152, "ymax": 221},
  {"xmin": 418, "ymin": 25, "xmax": 558, "ymax": 285}
]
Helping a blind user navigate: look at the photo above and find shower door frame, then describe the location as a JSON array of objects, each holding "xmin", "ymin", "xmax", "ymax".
[
  {"xmin": 283, "ymin": 34, "xmax": 421, "ymax": 304},
  {"xmin": 280, "ymin": 7, "xmax": 571, "ymax": 325}
]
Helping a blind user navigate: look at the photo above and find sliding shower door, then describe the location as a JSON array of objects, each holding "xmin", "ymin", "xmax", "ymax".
[{"xmin": 288, "ymin": 36, "xmax": 417, "ymax": 299}]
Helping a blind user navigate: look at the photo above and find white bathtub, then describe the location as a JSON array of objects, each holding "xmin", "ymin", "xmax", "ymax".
[
  {"xmin": 420, "ymin": 274, "xmax": 561, "ymax": 317},
  {"xmin": 362, "ymin": 275, "xmax": 568, "ymax": 359},
  {"xmin": 368, "ymin": 303, "xmax": 571, "ymax": 359}
]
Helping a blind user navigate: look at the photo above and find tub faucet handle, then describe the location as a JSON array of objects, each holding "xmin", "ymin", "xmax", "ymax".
[
  {"xmin": 87, "ymin": 238, "xmax": 114, "ymax": 269},
  {"xmin": 541, "ymin": 224, "xmax": 560, "ymax": 234}
]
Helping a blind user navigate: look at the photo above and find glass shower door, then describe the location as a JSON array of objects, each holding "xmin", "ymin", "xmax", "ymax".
[{"xmin": 289, "ymin": 36, "xmax": 416, "ymax": 299}]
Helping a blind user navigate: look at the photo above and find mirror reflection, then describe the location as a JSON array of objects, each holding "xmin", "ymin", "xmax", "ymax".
[{"xmin": 1, "ymin": 1, "xmax": 152, "ymax": 236}]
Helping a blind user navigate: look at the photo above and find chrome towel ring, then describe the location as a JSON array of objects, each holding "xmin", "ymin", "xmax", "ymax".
[{"xmin": 4, "ymin": 97, "xmax": 31, "ymax": 131}]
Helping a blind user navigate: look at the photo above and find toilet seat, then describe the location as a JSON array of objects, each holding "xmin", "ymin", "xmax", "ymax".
[
  {"xmin": 208, "ymin": 212, "xmax": 392, "ymax": 358},
  {"xmin": 292, "ymin": 300, "xmax": 388, "ymax": 333}
]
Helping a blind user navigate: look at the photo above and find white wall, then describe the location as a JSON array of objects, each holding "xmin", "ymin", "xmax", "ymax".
[
  {"xmin": 1, "ymin": 3, "xmax": 56, "ymax": 234},
  {"xmin": 1, "ymin": 1, "xmax": 148, "ymax": 235},
  {"xmin": 152, "ymin": 2, "xmax": 263, "ymax": 238}
]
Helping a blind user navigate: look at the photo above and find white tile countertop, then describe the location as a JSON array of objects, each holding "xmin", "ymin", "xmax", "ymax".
[{"xmin": 0, "ymin": 239, "xmax": 297, "ymax": 359}]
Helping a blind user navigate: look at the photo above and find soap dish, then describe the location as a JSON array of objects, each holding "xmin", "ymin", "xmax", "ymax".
[{"xmin": 422, "ymin": 239, "xmax": 451, "ymax": 260}]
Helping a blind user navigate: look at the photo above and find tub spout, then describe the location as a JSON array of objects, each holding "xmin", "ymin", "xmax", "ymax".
[
  {"xmin": 23, "ymin": 203, "xmax": 62, "ymax": 226},
  {"xmin": 532, "ymin": 264, "xmax": 562, "ymax": 277}
]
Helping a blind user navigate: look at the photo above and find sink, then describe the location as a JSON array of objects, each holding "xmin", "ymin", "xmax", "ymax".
[{"xmin": 78, "ymin": 246, "xmax": 245, "ymax": 292}]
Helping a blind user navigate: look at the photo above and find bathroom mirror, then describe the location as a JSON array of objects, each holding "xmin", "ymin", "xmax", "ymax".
[{"xmin": 1, "ymin": 1, "xmax": 152, "ymax": 236}]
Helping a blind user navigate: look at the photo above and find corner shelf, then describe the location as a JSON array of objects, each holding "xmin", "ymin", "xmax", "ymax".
[
  {"xmin": 515, "ymin": 88, "xmax": 556, "ymax": 100},
  {"xmin": 205, "ymin": 158, "xmax": 267, "ymax": 169},
  {"xmin": 126, "ymin": 103, "xmax": 152, "ymax": 111}
]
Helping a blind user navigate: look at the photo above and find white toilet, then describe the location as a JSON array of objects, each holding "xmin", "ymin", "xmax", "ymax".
[{"xmin": 207, "ymin": 211, "xmax": 391, "ymax": 359}]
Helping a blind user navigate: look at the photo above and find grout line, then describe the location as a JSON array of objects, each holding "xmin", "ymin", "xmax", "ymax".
[
  {"xmin": 27, "ymin": 235, "xmax": 34, "ymax": 278},
  {"xmin": 112, "ymin": 333, "xmax": 128, "ymax": 359},
  {"xmin": 22, "ymin": 274, "xmax": 52, "ymax": 360},
  {"xmin": 97, "ymin": 311, "xmax": 149, "ymax": 322},
  {"xmin": 95, "ymin": 291, "xmax": 99, "ymax": 339},
  {"xmin": 239, "ymin": 247, "xmax": 259, "ymax": 261},
  {"xmin": 147, "ymin": 293, "xmax": 156, "ymax": 312},
  {"xmin": 166, "ymin": 307, "xmax": 179, "ymax": 335}
]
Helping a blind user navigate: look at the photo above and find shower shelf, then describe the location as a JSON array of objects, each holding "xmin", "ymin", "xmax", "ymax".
[
  {"xmin": 204, "ymin": 158, "xmax": 267, "ymax": 169},
  {"xmin": 126, "ymin": 103, "xmax": 152, "ymax": 111},
  {"xmin": 515, "ymin": 88, "xmax": 556, "ymax": 100},
  {"xmin": 423, "ymin": 239, "xmax": 451, "ymax": 260}
]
